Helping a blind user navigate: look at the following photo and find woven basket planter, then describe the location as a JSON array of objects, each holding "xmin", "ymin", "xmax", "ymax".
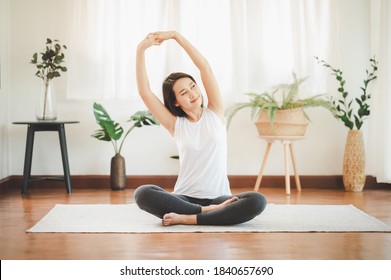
[
  {"xmin": 343, "ymin": 130, "xmax": 366, "ymax": 192},
  {"xmin": 255, "ymin": 108, "xmax": 309, "ymax": 136}
]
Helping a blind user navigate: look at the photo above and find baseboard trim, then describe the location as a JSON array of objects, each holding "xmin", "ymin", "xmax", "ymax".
[
  {"xmin": 1, "ymin": 175, "xmax": 389, "ymax": 193},
  {"xmin": 0, "ymin": 176, "xmax": 13, "ymax": 194}
]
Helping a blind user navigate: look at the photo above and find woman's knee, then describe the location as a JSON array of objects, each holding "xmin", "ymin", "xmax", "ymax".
[
  {"xmin": 240, "ymin": 191, "xmax": 267, "ymax": 215},
  {"xmin": 133, "ymin": 184, "xmax": 161, "ymax": 205},
  {"xmin": 252, "ymin": 192, "xmax": 267, "ymax": 214}
]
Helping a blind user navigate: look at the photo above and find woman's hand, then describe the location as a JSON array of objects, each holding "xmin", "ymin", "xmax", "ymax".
[
  {"xmin": 151, "ymin": 31, "xmax": 177, "ymax": 44},
  {"xmin": 137, "ymin": 33, "xmax": 162, "ymax": 50},
  {"xmin": 138, "ymin": 31, "xmax": 178, "ymax": 49}
]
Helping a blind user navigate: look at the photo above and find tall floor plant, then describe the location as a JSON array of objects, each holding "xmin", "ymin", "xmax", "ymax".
[
  {"xmin": 316, "ymin": 56, "xmax": 379, "ymax": 192},
  {"xmin": 92, "ymin": 102, "xmax": 159, "ymax": 190}
]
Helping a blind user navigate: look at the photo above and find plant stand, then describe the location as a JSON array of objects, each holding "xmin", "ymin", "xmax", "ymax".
[
  {"xmin": 254, "ymin": 136, "xmax": 305, "ymax": 195},
  {"xmin": 13, "ymin": 121, "xmax": 79, "ymax": 195}
]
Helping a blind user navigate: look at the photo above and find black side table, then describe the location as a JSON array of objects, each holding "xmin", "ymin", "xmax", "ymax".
[{"xmin": 13, "ymin": 121, "xmax": 79, "ymax": 195}]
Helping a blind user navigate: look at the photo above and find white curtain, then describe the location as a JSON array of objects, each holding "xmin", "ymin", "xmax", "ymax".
[
  {"xmin": 65, "ymin": 0, "xmax": 391, "ymax": 184},
  {"xmin": 67, "ymin": 0, "xmax": 167, "ymax": 100},
  {"xmin": 368, "ymin": 0, "xmax": 391, "ymax": 183},
  {"xmin": 66, "ymin": 0, "xmax": 333, "ymax": 101}
]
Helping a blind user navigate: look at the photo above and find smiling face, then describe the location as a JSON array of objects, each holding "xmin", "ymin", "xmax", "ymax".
[
  {"xmin": 162, "ymin": 72, "xmax": 203, "ymax": 118},
  {"xmin": 172, "ymin": 77, "xmax": 203, "ymax": 111}
]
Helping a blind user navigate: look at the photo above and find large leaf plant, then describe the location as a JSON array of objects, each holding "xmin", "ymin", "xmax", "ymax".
[
  {"xmin": 92, "ymin": 102, "xmax": 159, "ymax": 155},
  {"xmin": 316, "ymin": 56, "xmax": 378, "ymax": 130}
]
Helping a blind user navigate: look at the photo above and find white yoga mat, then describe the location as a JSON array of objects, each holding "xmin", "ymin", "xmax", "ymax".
[{"xmin": 26, "ymin": 203, "xmax": 391, "ymax": 233}]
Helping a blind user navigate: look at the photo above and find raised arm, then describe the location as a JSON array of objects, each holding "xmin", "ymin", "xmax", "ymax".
[
  {"xmin": 154, "ymin": 31, "xmax": 225, "ymax": 120},
  {"xmin": 136, "ymin": 34, "xmax": 176, "ymax": 135}
]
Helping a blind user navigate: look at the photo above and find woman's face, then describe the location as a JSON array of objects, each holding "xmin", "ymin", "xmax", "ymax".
[{"xmin": 172, "ymin": 77, "xmax": 202, "ymax": 111}]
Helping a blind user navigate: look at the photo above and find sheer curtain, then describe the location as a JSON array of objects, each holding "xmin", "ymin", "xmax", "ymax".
[
  {"xmin": 368, "ymin": 0, "xmax": 391, "ymax": 183},
  {"xmin": 66, "ymin": 0, "xmax": 332, "ymax": 101},
  {"xmin": 66, "ymin": 0, "xmax": 167, "ymax": 100}
]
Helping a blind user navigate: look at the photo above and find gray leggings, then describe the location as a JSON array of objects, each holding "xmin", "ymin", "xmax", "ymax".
[{"xmin": 134, "ymin": 185, "xmax": 267, "ymax": 225}]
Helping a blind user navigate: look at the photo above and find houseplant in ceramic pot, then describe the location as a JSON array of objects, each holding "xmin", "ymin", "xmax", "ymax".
[
  {"xmin": 226, "ymin": 73, "xmax": 335, "ymax": 136},
  {"xmin": 316, "ymin": 56, "xmax": 378, "ymax": 191},
  {"xmin": 30, "ymin": 38, "xmax": 67, "ymax": 120},
  {"xmin": 92, "ymin": 102, "xmax": 159, "ymax": 190}
]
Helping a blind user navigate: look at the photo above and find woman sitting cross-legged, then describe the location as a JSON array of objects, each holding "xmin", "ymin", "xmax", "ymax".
[{"xmin": 134, "ymin": 31, "xmax": 267, "ymax": 226}]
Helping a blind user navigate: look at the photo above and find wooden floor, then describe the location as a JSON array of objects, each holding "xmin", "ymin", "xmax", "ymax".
[{"xmin": 1, "ymin": 186, "xmax": 391, "ymax": 260}]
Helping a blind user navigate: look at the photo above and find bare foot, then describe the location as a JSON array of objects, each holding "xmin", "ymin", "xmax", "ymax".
[
  {"xmin": 202, "ymin": 196, "xmax": 239, "ymax": 213},
  {"xmin": 161, "ymin": 197, "xmax": 239, "ymax": 226},
  {"xmin": 162, "ymin": 213, "xmax": 197, "ymax": 226}
]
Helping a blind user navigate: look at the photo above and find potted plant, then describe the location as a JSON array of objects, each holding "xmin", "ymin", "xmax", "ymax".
[
  {"xmin": 226, "ymin": 73, "xmax": 335, "ymax": 136},
  {"xmin": 316, "ymin": 56, "xmax": 378, "ymax": 192},
  {"xmin": 30, "ymin": 38, "xmax": 67, "ymax": 120},
  {"xmin": 92, "ymin": 102, "xmax": 159, "ymax": 190}
]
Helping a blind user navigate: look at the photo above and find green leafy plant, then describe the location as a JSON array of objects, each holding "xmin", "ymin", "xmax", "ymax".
[
  {"xmin": 92, "ymin": 102, "xmax": 159, "ymax": 155},
  {"xmin": 226, "ymin": 73, "xmax": 334, "ymax": 129},
  {"xmin": 316, "ymin": 56, "xmax": 378, "ymax": 130},
  {"xmin": 30, "ymin": 38, "xmax": 67, "ymax": 84},
  {"xmin": 30, "ymin": 38, "xmax": 67, "ymax": 119}
]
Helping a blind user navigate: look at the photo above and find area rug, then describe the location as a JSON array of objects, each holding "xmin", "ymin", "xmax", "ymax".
[{"xmin": 26, "ymin": 203, "xmax": 391, "ymax": 233}]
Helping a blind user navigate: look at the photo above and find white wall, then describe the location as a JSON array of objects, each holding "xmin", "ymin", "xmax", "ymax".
[
  {"xmin": 0, "ymin": 0, "xmax": 11, "ymax": 180},
  {"xmin": 6, "ymin": 0, "xmax": 374, "ymax": 177}
]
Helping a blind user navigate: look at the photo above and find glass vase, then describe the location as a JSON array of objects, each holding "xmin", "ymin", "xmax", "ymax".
[{"xmin": 36, "ymin": 79, "xmax": 57, "ymax": 120}]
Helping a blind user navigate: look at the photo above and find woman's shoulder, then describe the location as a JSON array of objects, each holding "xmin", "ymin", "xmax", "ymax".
[{"xmin": 205, "ymin": 107, "xmax": 225, "ymax": 125}]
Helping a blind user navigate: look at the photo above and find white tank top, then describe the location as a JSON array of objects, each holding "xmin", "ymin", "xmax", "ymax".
[{"xmin": 173, "ymin": 107, "xmax": 232, "ymax": 199}]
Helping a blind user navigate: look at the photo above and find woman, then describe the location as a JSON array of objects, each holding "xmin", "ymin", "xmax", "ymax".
[{"xmin": 135, "ymin": 31, "xmax": 267, "ymax": 226}]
